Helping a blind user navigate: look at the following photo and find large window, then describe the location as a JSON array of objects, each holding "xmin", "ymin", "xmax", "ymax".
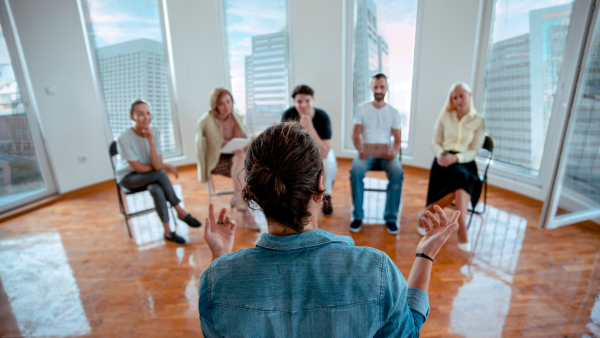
[
  {"xmin": 480, "ymin": 0, "xmax": 574, "ymax": 176},
  {"xmin": 222, "ymin": 0, "xmax": 290, "ymax": 136},
  {"xmin": 82, "ymin": 0, "xmax": 181, "ymax": 155},
  {"xmin": 0, "ymin": 17, "xmax": 54, "ymax": 210},
  {"xmin": 345, "ymin": 0, "xmax": 419, "ymax": 151}
]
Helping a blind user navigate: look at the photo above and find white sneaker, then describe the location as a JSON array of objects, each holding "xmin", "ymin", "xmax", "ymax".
[{"xmin": 457, "ymin": 242, "xmax": 471, "ymax": 252}]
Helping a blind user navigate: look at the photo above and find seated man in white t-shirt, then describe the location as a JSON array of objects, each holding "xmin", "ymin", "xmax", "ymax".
[{"xmin": 350, "ymin": 73, "xmax": 403, "ymax": 235}]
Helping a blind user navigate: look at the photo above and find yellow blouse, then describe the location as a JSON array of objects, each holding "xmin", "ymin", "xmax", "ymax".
[{"xmin": 431, "ymin": 110, "xmax": 486, "ymax": 163}]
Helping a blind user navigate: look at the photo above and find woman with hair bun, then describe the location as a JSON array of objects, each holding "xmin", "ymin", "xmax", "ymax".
[
  {"xmin": 196, "ymin": 87, "xmax": 257, "ymax": 230},
  {"xmin": 417, "ymin": 82, "xmax": 486, "ymax": 252},
  {"xmin": 198, "ymin": 122, "xmax": 460, "ymax": 337}
]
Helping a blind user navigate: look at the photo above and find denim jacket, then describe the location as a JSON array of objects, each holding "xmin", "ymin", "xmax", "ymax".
[{"xmin": 199, "ymin": 229, "xmax": 429, "ymax": 337}]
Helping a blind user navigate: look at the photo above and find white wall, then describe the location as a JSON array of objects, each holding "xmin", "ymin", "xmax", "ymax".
[
  {"xmin": 289, "ymin": 0, "xmax": 345, "ymax": 157},
  {"xmin": 10, "ymin": 0, "xmax": 113, "ymax": 193},
  {"xmin": 166, "ymin": 0, "xmax": 227, "ymax": 168},
  {"xmin": 397, "ymin": 0, "xmax": 481, "ymax": 169}
]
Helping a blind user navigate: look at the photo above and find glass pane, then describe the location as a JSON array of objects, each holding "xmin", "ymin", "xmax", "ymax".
[
  {"xmin": 481, "ymin": 0, "xmax": 573, "ymax": 176},
  {"xmin": 0, "ymin": 23, "xmax": 45, "ymax": 206},
  {"xmin": 223, "ymin": 0, "xmax": 289, "ymax": 136},
  {"xmin": 83, "ymin": 0, "xmax": 180, "ymax": 154},
  {"xmin": 346, "ymin": 0, "xmax": 418, "ymax": 150},
  {"xmin": 553, "ymin": 14, "xmax": 600, "ymax": 220}
]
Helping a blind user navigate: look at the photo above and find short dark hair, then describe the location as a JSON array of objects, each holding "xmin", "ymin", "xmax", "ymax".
[
  {"xmin": 291, "ymin": 85, "xmax": 314, "ymax": 99},
  {"xmin": 372, "ymin": 73, "xmax": 387, "ymax": 81},
  {"xmin": 242, "ymin": 122, "xmax": 324, "ymax": 233},
  {"xmin": 129, "ymin": 99, "xmax": 150, "ymax": 115}
]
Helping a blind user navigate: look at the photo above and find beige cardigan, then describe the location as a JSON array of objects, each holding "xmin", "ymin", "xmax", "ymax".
[{"xmin": 196, "ymin": 110, "xmax": 247, "ymax": 183}]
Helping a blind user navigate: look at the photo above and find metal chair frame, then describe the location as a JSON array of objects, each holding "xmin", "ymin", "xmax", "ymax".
[
  {"xmin": 460, "ymin": 136, "xmax": 495, "ymax": 228},
  {"xmin": 109, "ymin": 141, "xmax": 177, "ymax": 238},
  {"xmin": 207, "ymin": 173, "xmax": 234, "ymax": 203}
]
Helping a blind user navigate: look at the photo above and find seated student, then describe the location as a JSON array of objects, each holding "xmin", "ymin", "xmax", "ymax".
[
  {"xmin": 116, "ymin": 99, "xmax": 201, "ymax": 245},
  {"xmin": 417, "ymin": 82, "xmax": 486, "ymax": 253},
  {"xmin": 198, "ymin": 122, "xmax": 460, "ymax": 337},
  {"xmin": 350, "ymin": 73, "xmax": 403, "ymax": 235},
  {"xmin": 281, "ymin": 84, "xmax": 337, "ymax": 215},
  {"xmin": 196, "ymin": 88, "xmax": 258, "ymax": 230}
]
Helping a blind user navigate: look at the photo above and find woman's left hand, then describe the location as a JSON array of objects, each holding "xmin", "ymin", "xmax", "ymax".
[
  {"xmin": 204, "ymin": 203, "xmax": 236, "ymax": 260},
  {"xmin": 164, "ymin": 163, "xmax": 179, "ymax": 179}
]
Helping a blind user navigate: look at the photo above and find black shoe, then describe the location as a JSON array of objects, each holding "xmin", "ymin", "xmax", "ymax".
[
  {"xmin": 180, "ymin": 214, "xmax": 202, "ymax": 228},
  {"xmin": 164, "ymin": 231, "xmax": 186, "ymax": 245},
  {"xmin": 349, "ymin": 220, "xmax": 362, "ymax": 233},
  {"xmin": 386, "ymin": 222, "xmax": 399, "ymax": 235},
  {"xmin": 322, "ymin": 195, "xmax": 333, "ymax": 216}
]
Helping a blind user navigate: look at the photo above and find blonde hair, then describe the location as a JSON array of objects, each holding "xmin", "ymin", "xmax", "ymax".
[
  {"xmin": 209, "ymin": 87, "xmax": 234, "ymax": 117},
  {"xmin": 441, "ymin": 82, "xmax": 476, "ymax": 114}
]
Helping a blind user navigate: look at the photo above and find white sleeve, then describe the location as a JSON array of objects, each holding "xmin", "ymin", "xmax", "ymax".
[
  {"xmin": 353, "ymin": 105, "xmax": 363, "ymax": 125},
  {"xmin": 391, "ymin": 108, "xmax": 402, "ymax": 130}
]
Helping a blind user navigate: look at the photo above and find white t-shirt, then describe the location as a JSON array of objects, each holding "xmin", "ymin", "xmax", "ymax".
[
  {"xmin": 353, "ymin": 102, "xmax": 402, "ymax": 144},
  {"xmin": 115, "ymin": 128, "xmax": 162, "ymax": 183}
]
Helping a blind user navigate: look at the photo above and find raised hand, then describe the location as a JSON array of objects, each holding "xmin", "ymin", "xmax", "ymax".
[
  {"xmin": 142, "ymin": 127, "xmax": 154, "ymax": 142},
  {"xmin": 204, "ymin": 203, "xmax": 236, "ymax": 260},
  {"xmin": 299, "ymin": 114, "xmax": 313, "ymax": 131},
  {"xmin": 416, "ymin": 205, "xmax": 460, "ymax": 259}
]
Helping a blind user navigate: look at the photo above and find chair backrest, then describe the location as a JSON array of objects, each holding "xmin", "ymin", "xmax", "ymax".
[
  {"xmin": 482, "ymin": 136, "xmax": 494, "ymax": 153},
  {"xmin": 109, "ymin": 141, "xmax": 118, "ymax": 175}
]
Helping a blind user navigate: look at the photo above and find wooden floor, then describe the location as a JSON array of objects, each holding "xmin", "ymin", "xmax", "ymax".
[{"xmin": 0, "ymin": 163, "xmax": 599, "ymax": 337}]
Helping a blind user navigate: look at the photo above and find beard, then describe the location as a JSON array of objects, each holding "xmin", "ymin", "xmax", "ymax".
[{"xmin": 374, "ymin": 93, "xmax": 385, "ymax": 102}]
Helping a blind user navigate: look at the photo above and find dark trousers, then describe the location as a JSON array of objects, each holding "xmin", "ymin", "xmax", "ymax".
[{"xmin": 120, "ymin": 170, "xmax": 180, "ymax": 223}]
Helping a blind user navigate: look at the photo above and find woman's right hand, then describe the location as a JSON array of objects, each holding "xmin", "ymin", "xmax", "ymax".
[
  {"xmin": 416, "ymin": 205, "xmax": 460, "ymax": 259},
  {"xmin": 204, "ymin": 203, "xmax": 236, "ymax": 260}
]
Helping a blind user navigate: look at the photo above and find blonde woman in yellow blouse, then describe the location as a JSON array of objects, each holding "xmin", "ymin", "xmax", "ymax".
[{"xmin": 417, "ymin": 82, "xmax": 486, "ymax": 252}]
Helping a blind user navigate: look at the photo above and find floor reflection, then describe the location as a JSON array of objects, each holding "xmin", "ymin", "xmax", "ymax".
[
  {"xmin": 0, "ymin": 232, "xmax": 90, "ymax": 337},
  {"xmin": 450, "ymin": 205, "xmax": 527, "ymax": 338},
  {"xmin": 125, "ymin": 184, "xmax": 189, "ymax": 248}
]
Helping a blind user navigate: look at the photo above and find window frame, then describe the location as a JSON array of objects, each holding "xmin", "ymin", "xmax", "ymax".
[
  {"xmin": 79, "ymin": 0, "xmax": 185, "ymax": 160},
  {"xmin": 0, "ymin": 0, "xmax": 58, "ymax": 213},
  {"xmin": 471, "ymin": 0, "xmax": 594, "ymax": 198},
  {"xmin": 341, "ymin": 0, "xmax": 422, "ymax": 158},
  {"xmin": 540, "ymin": 0, "xmax": 600, "ymax": 229}
]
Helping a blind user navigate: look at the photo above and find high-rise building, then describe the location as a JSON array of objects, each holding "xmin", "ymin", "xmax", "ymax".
[
  {"xmin": 244, "ymin": 32, "xmax": 289, "ymax": 135},
  {"xmin": 563, "ymin": 30, "xmax": 600, "ymax": 203},
  {"xmin": 378, "ymin": 35, "xmax": 389, "ymax": 76},
  {"xmin": 353, "ymin": 0, "xmax": 381, "ymax": 108},
  {"xmin": 482, "ymin": 4, "xmax": 571, "ymax": 171},
  {"xmin": 482, "ymin": 33, "xmax": 532, "ymax": 168},
  {"xmin": 96, "ymin": 38, "xmax": 176, "ymax": 153},
  {"xmin": 529, "ymin": 4, "xmax": 571, "ymax": 169}
]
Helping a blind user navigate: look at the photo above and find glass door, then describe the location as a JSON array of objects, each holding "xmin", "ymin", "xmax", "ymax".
[
  {"xmin": 540, "ymin": 2, "xmax": 600, "ymax": 229},
  {"xmin": 0, "ymin": 4, "xmax": 56, "ymax": 213}
]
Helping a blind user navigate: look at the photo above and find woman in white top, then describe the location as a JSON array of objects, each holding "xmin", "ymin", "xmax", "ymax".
[{"xmin": 417, "ymin": 82, "xmax": 486, "ymax": 252}]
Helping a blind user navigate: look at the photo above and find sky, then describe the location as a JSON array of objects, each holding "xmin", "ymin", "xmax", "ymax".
[
  {"xmin": 491, "ymin": 0, "xmax": 573, "ymax": 42},
  {"xmin": 85, "ymin": 0, "xmax": 162, "ymax": 48},
  {"xmin": 223, "ymin": 0, "xmax": 287, "ymax": 116}
]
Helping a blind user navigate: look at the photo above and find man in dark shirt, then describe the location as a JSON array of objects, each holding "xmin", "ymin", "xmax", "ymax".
[{"xmin": 282, "ymin": 85, "xmax": 337, "ymax": 215}]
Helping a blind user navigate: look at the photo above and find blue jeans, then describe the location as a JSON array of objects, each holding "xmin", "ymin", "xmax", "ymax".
[{"xmin": 350, "ymin": 155, "xmax": 404, "ymax": 223}]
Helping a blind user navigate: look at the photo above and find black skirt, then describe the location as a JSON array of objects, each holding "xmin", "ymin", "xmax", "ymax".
[{"xmin": 426, "ymin": 155, "xmax": 482, "ymax": 209}]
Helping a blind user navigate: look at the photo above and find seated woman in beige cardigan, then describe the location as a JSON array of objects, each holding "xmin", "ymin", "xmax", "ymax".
[{"xmin": 196, "ymin": 88, "xmax": 258, "ymax": 230}]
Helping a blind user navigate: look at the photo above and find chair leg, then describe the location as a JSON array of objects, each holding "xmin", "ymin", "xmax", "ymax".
[
  {"xmin": 124, "ymin": 216, "xmax": 132, "ymax": 238},
  {"xmin": 467, "ymin": 210, "xmax": 475, "ymax": 230},
  {"xmin": 169, "ymin": 203, "xmax": 178, "ymax": 233}
]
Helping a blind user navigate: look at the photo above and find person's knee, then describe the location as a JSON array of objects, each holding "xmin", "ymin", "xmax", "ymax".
[
  {"xmin": 387, "ymin": 163, "xmax": 404, "ymax": 181},
  {"xmin": 147, "ymin": 183, "xmax": 164, "ymax": 195},
  {"xmin": 350, "ymin": 159, "xmax": 368, "ymax": 178}
]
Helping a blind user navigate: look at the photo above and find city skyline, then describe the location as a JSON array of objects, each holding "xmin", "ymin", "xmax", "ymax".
[{"xmin": 482, "ymin": 2, "xmax": 572, "ymax": 172}]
